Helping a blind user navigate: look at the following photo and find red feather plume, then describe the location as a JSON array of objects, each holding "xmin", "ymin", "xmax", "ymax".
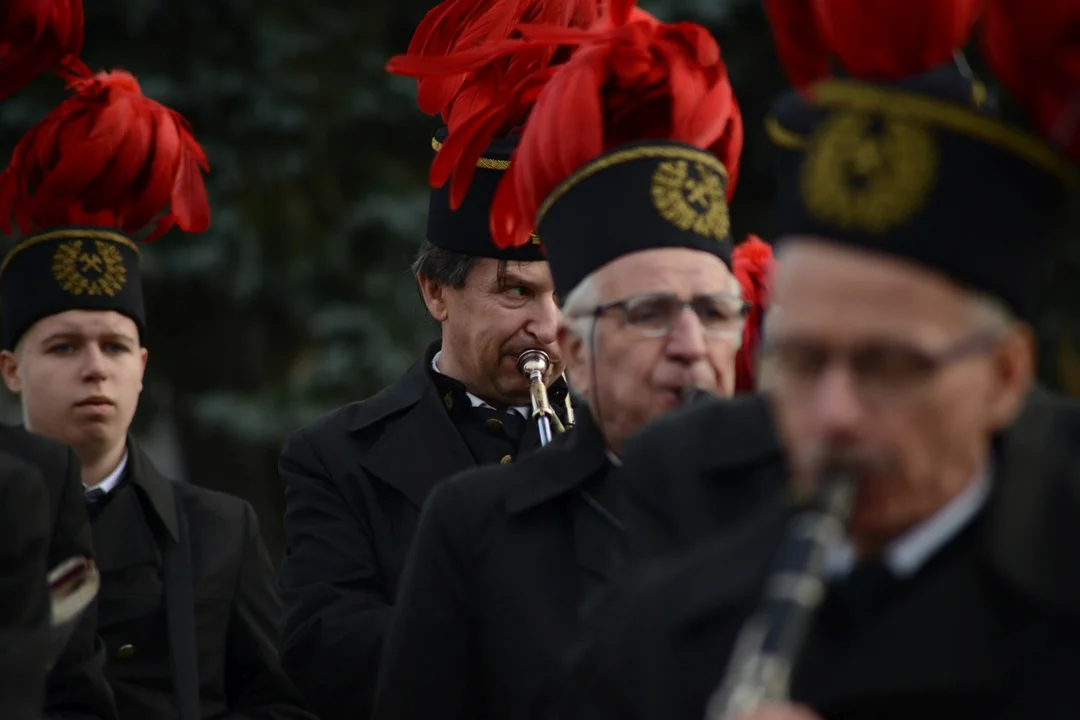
[
  {"xmin": 981, "ymin": 0, "xmax": 1080, "ymax": 161},
  {"xmin": 0, "ymin": 61, "xmax": 210, "ymax": 242},
  {"xmin": 0, "ymin": 0, "xmax": 83, "ymax": 100},
  {"xmin": 391, "ymin": 0, "xmax": 743, "ymax": 248},
  {"xmin": 731, "ymin": 235, "xmax": 774, "ymax": 392},
  {"xmin": 764, "ymin": 0, "xmax": 985, "ymax": 89},
  {"xmin": 388, "ymin": 0, "xmax": 600, "ymax": 136}
]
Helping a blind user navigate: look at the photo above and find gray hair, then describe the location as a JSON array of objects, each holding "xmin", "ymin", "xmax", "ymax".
[
  {"xmin": 967, "ymin": 291, "xmax": 1016, "ymax": 330},
  {"xmin": 561, "ymin": 272, "xmax": 601, "ymax": 345}
]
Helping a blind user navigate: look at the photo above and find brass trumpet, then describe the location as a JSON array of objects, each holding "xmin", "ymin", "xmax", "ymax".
[{"xmin": 516, "ymin": 349, "xmax": 568, "ymax": 446}]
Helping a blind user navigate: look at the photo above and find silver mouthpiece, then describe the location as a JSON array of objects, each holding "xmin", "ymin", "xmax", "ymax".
[{"xmin": 517, "ymin": 349, "xmax": 551, "ymax": 380}]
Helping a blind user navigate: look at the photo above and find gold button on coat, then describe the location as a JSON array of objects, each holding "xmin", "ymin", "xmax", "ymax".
[
  {"xmin": 500, "ymin": 454, "xmax": 513, "ymax": 464},
  {"xmin": 485, "ymin": 418, "xmax": 504, "ymax": 434},
  {"xmin": 116, "ymin": 644, "xmax": 135, "ymax": 660}
]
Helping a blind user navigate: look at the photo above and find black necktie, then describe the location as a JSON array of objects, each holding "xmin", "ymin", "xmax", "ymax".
[
  {"xmin": 831, "ymin": 558, "xmax": 899, "ymax": 626},
  {"xmin": 84, "ymin": 487, "xmax": 107, "ymax": 504},
  {"xmin": 84, "ymin": 488, "xmax": 109, "ymax": 519}
]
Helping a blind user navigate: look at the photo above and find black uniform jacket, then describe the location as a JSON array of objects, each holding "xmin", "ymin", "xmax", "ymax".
[
  {"xmin": 0, "ymin": 451, "xmax": 53, "ymax": 720},
  {"xmin": 546, "ymin": 389, "xmax": 1080, "ymax": 720},
  {"xmin": 278, "ymin": 342, "xmax": 570, "ymax": 720},
  {"xmin": 371, "ymin": 410, "xmax": 620, "ymax": 720},
  {"xmin": 0, "ymin": 424, "xmax": 116, "ymax": 720},
  {"xmin": 93, "ymin": 439, "xmax": 314, "ymax": 720}
]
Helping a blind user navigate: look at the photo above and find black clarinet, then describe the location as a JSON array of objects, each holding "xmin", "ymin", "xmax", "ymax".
[{"xmin": 703, "ymin": 472, "xmax": 856, "ymax": 720}]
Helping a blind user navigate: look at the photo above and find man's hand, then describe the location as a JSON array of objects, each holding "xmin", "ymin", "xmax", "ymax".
[{"xmin": 734, "ymin": 702, "xmax": 823, "ymax": 720}]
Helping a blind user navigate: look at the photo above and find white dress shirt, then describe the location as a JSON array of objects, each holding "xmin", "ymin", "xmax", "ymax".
[
  {"xmin": 825, "ymin": 469, "xmax": 992, "ymax": 580},
  {"xmin": 83, "ymin": 450, "xmax": 130, "ymax": 496}
]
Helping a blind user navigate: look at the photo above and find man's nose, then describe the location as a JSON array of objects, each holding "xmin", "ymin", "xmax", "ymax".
[
  {"xmin": 528, "ymin": 293, "xmax": 561, "ymax": 347},
  {"xmin": 80, "ymin": 345, "xmax": 109, "ymax": 380},
  {"xmin": 809, "ymin": 364, "xmax": 865, "ymax": 439},
  {"xmin": 665, "ymin": 307, "xmax": 708, "ymax": 361}
]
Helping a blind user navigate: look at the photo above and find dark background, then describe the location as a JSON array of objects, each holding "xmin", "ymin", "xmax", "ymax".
[{"xmin": 2, "ymin": 0, "xmax": 1078, "ymax": 559}]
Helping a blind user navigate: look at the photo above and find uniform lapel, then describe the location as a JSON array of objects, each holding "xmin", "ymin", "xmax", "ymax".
[
  {"xmin": 126, "ymin": 439, "xmax": 181, "ymax": 543},
  {"xmin": 355, "ymin": 351, "xmax": 475, "ymax": 509},
  {"xmin": 505, "ymin": 413, "xmax": 617, "ymax": 591}
]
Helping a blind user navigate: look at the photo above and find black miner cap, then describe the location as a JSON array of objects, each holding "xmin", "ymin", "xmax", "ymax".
[
  {"xmin": 535, "ymin": 140, "xmax": 735, "ymax": 299},
  {"xmin": 427, "ymin": 127, "xmax": 545, "ymax": 262},
  {"xmin": 766, "ymin": 73, "xmax": 1074, "ymax": 319},
  {"xmin": 0, "ymin": 228, "xmax": 146, "ymax": 349}
]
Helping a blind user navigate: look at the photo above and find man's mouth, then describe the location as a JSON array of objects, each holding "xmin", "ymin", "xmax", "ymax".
[{"xmin": 75, "ymin": 396, "xmax": 114, "ymax": 410}]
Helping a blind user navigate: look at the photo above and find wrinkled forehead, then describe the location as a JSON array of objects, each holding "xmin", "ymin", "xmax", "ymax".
[
  {"xmin": 769, "ymin": 239, "xmax": 977, "ymax": 345},
  {"xmin": 469, "ymin": 257, "xmax": 554, "ymax": 290},
  {"xmin": 595, "ymin": 247, "xmax": 735, "ymax": 301}
]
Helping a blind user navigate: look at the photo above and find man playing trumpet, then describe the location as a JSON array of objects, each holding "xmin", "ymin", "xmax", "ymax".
[{"xmin": 371, "ymin": 2, "xmax": 771, "ymax": 717}]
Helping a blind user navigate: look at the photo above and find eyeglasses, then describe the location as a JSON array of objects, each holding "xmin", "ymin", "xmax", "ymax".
[
  {"xmin": 760, "ymin": 328, "xmax": 1004, "ymax": 404},
  {"xmin": 571, "ymin": 292, "xmax": 749, "ymax": 338}
]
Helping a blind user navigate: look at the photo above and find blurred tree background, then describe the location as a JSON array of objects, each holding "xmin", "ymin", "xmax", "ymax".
[{"xmin": 2, "ymin": 0, "xmax": 1077, "ymax": 559}]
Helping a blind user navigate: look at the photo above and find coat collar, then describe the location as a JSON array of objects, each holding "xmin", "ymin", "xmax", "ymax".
[
  {"xmin": 348, "ymin": 341, "xmax": 477, "ymax": 508},
  {"xmin": 982, "ymin": 386, "xmax": 1080, "ymax": 611},
  {"xmin": 126, "ymin": 437, "xmax": 181, "ymax": 543},
  {"xmin": 504, "ymin": 410, "xmax": 611, "ymax": 513}
]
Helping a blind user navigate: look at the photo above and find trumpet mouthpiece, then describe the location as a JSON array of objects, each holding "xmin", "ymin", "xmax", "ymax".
[{"xmin": 517, "ymin": 349, "xmax": 551, "ymax": 378}]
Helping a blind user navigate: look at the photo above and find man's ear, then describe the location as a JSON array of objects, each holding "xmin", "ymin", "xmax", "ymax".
[
  {"xmin": 0, "ymin": 350, "xmax": 22, "ymax": 394},
  {"xmin": 418, "ymin": 275, "xmax": 449, "ymax": 322},
  {"xmin": 138, "ymin": 348, "xmax": 149, "ymax": 392},
  {"xmin": 986, "ymin": 323, "xmax": 1036, "ymax": 431}
]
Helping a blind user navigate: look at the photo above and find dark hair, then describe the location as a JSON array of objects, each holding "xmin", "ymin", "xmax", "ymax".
[{"xmin": 411, "ymin": 241, "xmax": 478, "ymax": 289}]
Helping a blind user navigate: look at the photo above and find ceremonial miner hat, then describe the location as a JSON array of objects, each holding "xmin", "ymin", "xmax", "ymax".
[
  {"xmin": 0, "ymin": 60, "xmax": 210, "ymax": 349},
  {"xmin": 763, "ymin": 0, "xmax": 1077, "ymax": 319},
  {"xmin": 536, "ymin": 139, "xmax": 741, "ymax": 299},
  {"xmin": 426, "ymin": 127, "xmax": 544, "ymax": 262},
  {"xmin": 386, "ymin": 0, "xmax": 599, "ymax": 264},
  {"xmin": 766, "ymin": 76, "xmax": 1071, "ymax": 319}
]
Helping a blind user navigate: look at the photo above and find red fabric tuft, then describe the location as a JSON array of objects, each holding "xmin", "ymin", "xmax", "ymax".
[
  {"xmin": 0, "ymin": 67, "xmax": 211, "ymax": 240},
  {"xmin": 732, "ymin": 235, "xmax": 775, "ymax": 392},
  {"xmin": 765, "ymin": 0, "xmax": 985, "ymax": 89},
  {"xmin": 0, "ymin": 0, "xmax": 84, "ymax": 100},
  {"xmin": 388, "ymin": 0, "xmax": 600, "ymax": 135},
  {"xmin": 982, "ymin": 0, "xmax": 1080, "ymax": 161}
]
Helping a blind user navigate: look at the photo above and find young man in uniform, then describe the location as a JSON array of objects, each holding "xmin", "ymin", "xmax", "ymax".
[
  {"xmin": 275, "ymin": 0, "xmax": 596, "ymax": 715},
  {"xmin": 544, "ymin": 2, "xmax": 1080, "ymax": 718},
  {"xmin": 0, "ymin": 59, "xmax": 316, "ymax": 720},
  {"xmin": 371, "ymin": 5, "xmax": 771, "ymax": 717}
]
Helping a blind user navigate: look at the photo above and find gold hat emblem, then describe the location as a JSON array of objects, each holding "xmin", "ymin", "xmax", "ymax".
[
  {"xmin": 800, "ymin": 110, "xmax": 938, "ymax": 234},
  {"xmin": 650, "ymin": 160, "xmax": 731, "ymax": 241},
  {"xmin": 51, "ymin": 240, "xmax": 128, "ymax": 296}
]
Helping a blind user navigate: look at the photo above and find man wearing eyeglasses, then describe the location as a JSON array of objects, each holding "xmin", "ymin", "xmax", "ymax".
[
  {"xmin": 369, "ymin": 23, "xmax": 768, "ymax": 717},
  {"xmin": 539, "ymin": 61, "xmax": 1080, "ymax": 720}
]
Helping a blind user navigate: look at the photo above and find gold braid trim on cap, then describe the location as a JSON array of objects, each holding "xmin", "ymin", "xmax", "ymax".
[
  {"xmin": 0, "ymin": 228, "xmax": 140, "ymax": 279},
  {"xmin": 766, "ymin": 80, "xmax": 1075, "ymax": 185},
  {"xmin": 765, "ymin": 116, "xmax": 806, "ymax": 150},
  {"xmin": 535, "ymin": 144, "xmax": 731, "ymax": 243},
  {"xmin": 431, "ymin": 137, "xmax": 510, "ymax": 170}
]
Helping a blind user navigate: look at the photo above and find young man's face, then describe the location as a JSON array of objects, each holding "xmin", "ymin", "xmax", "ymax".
[{"xmin": 1, "ymin": 310, "xmax": 147, "ymax": 460}]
